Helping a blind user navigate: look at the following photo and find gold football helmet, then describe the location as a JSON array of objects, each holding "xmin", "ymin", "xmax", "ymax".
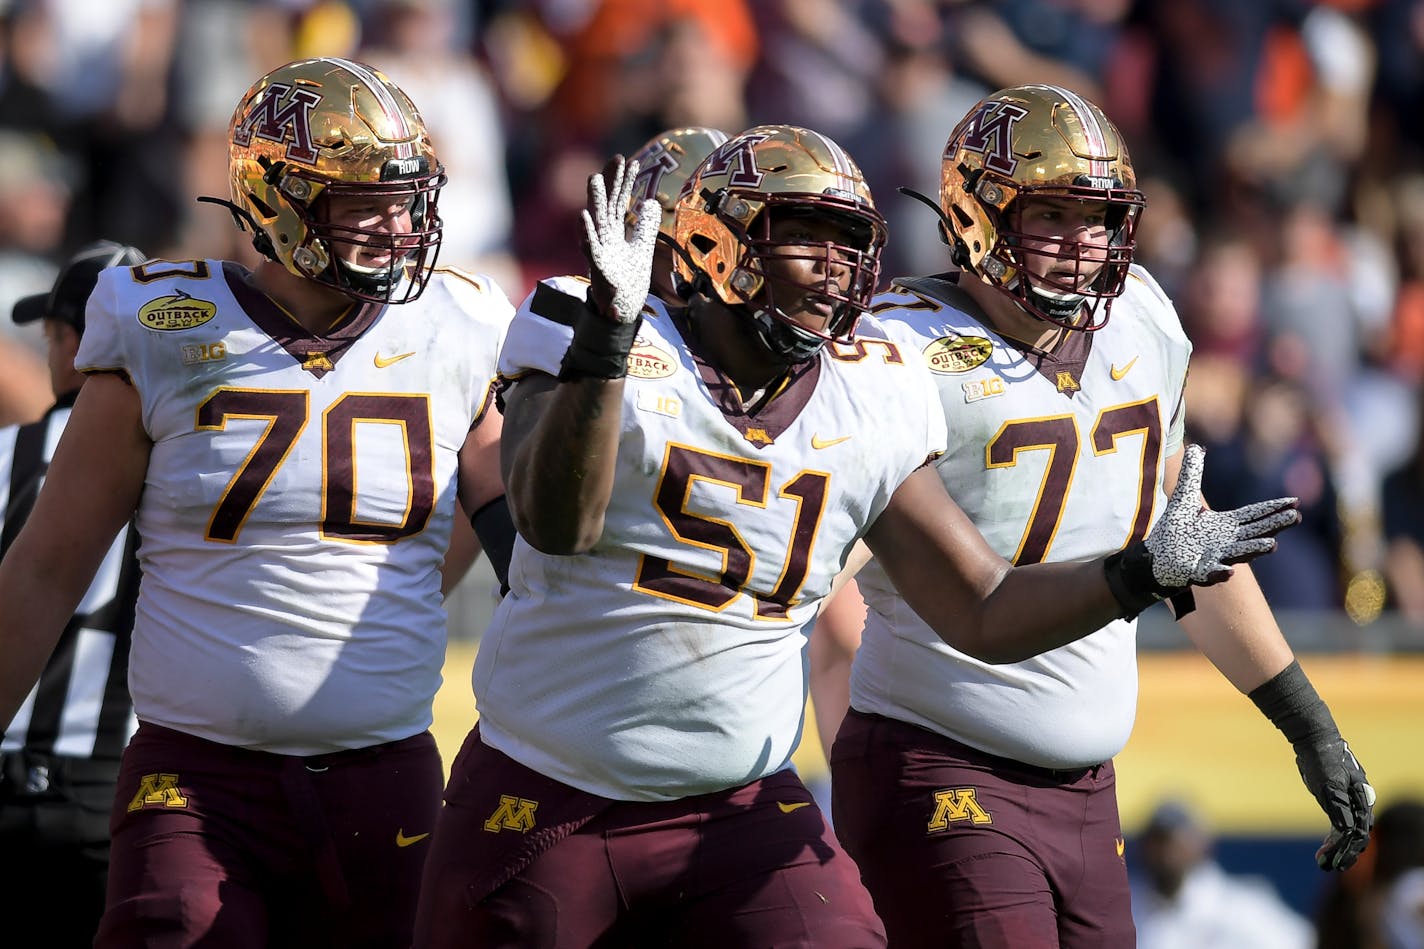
[
  {"xmin": 223, "ymin": 57, "xmax": 445, "ymax": 304},
  {"xmin": 939, "ymin": 83, "xmax": 1143, "ymax": 330},
  {"xmin": 627, "ymin": 127, "xmax": 729, "ymax": 240},
  {"xmin": 673, "ymin": 125, "xmax": 886, "ymax": 361}
]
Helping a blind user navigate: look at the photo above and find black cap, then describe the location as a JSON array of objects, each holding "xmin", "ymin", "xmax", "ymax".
[{"xmin": 12, "ymin": 240, "xmax": 147, "ymax": 333}]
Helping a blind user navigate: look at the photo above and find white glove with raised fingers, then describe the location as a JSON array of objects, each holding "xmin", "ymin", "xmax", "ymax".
[
  {"xmin": 1104, "ymin": 444, "xmax": 1300, "ymax": 617},
  {"xmin": 582, "ymin": 155, "xmax": 659, "ymax": 325}
]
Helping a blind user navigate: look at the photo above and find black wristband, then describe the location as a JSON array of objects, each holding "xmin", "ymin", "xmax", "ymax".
[
  {"xmin": 1102, "ymin": 541, "xmax": 1176, "ymax": 619},
  {"xmin": 1248, "ymin": 659, "xmax": 1339, "ymax": 746},
  {"xmin": 557, "ymin": 296, "xmax": 641, "ymax": 381},
  {"xmin": 470, "ymin": 495, "xmax": 515, "ymax": 593}
]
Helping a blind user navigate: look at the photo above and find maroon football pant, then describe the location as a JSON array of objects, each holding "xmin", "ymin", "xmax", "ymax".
[
  {"xmin": 414, "ymin": 726, "xmax": 887, "ymax": 948},
  {"xmin": 830, "ymin": 710, "xmax": 1135, "ymax": 948},
  {"xmin": 96, "ymin": 722, "xmax": 443, "ymax": 949}
]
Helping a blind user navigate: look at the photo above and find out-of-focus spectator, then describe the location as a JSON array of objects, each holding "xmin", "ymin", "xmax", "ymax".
[
  {"xmin": 497, "ymin": 0, "xmax": 754, "ymax": 289},
  {"xmin": 1318, "ymin": 799, "xmax": 1424, "ymax": 948},
  {"xmin": 0, "ymin": 130, "xmax": 70, "ymax": 425},
  {"xmin": 1379, "ymin": 412, "xmax": 1424, "ymax": 627},
  {"xmin": 1, "ymin": 0, "xmax": 183, "ymax": 256},
  {"xmin": 1130, "ymin": 799, "xmax": 1315, "ymax": 949},
  {"xmin": 745, "ymin": 0, "xmax": 884, "ymax": 140},
  {"xmin": 360, "ymin": 0, "xmax": 520, "ymax": 292},
  {"xmin": 1191, "ymin": 371, "xmax": 1348, "ymax": 611}
]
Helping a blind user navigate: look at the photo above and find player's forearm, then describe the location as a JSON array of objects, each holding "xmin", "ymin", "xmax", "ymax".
[
  {"xmin": 951, "ymin": 559, "xmax": 1126, "ymax": 663},
  {"xmin": 506, "ymin": 376, "xmax": 624, "ymax": 554},
  {"xmin": 1179, "ymin": 565, "xmax": 1295, "ymax": 693},
  {"xmin": 0, "ymin": 534, "xmax": 100, "ymax": 726}
]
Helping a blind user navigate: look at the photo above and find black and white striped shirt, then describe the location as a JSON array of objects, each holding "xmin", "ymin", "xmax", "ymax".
[{"xmin": 0, "ymin": 392, "xmax": 140, "ymax": 761}]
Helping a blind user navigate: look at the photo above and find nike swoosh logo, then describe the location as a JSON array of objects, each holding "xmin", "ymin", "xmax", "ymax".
[
  {"xmin": 811, "ymin": 434, "xmax": 852, "ymax": 450},
  {"xmin": 395, "ymin": 830, "xmax": 431, "ymax": 847},
  {"xmin": 778, "ymin": 801, "xmax": 812, "ymax": 814},
  {"xmin": 1109, "ymin": 356, "xmax": 1138, "ymax": 381},
  {"xmin": 375, "ymin": 351, "xmax": 416, "ymax": 368}
]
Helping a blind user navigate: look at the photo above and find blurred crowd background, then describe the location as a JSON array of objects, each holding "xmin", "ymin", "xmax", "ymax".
[
  {"xmin": 10, "ymin": 0, "xmax": 1424, "ymax": 635},
  {"xmin": 2, "ymin": 0, "xmax": 1423, "ymax": 941}
]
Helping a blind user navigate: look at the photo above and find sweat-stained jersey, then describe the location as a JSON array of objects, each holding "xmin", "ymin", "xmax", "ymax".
[
  {"xmin": 473, "ymin": 276, "xmax": 946, "ymax": 801},
  {"xmin": 74, "ymin": 260, "xmax": 511, "ymax": 755},
  {"xmin": 851, "ymin": 267, "xmax": 1191, "ymax": 769}
]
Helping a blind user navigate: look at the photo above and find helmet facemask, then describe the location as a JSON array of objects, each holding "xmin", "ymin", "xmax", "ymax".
[
  {"xmin": 673, "ymin": 125, "xmax": 887, "ymax": 363},
  {"xmin": 727, "ymin": 199, "xmax": 884, "ymax": 361},
  {"xmin": 986, "ymin": 185, "xmax": 1142, "ymax": 330},
  {"xmin": 293, "ymin": 163, "xmax": 446, "ymax": 304}
]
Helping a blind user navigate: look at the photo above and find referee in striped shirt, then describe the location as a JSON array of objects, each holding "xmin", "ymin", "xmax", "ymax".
[{"xmin": 0, "ymin": 241, "xmax": 146, "ymax": 945}]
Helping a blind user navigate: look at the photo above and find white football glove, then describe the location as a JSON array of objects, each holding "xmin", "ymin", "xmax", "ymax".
[
  {"xmin": 581, "ymin": 155, "xmax": 659, "ymax": 324},
  {"xmin": 1105, "ymin": 444, "xmax": 1300, "ymax": 616},
  {"xmin": 1145, "ymin": 443, "xmax": 1300, "ymax": 587}
]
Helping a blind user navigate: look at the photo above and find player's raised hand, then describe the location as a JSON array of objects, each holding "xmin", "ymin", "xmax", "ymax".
[
  {"xmin": 1104, "ymin": 444, "xmax": 1300, "ymax": 616},
  {"xmin": 1146, "ymin": 444, "xmax": 1300, "ymax": 587},
  {"xmin": 582, "ymin": 155, "xmax": 659, "ymax": 325}
]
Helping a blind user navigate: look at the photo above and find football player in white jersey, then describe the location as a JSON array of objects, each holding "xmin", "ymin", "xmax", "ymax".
[
  {"xmin": 816, "ymin": 84, "xmax": 1376, "ymax": 947},
  {"xmin": 0, "ymin": 58, "xmax": 516, "ymax": 948},
  {"xmin": 625, "ymin": 125, "xmax": 729, "ymax": 302},
  {"xmin": 412, "ymin": 125, "xmax": 1299, "ymax": 948}
]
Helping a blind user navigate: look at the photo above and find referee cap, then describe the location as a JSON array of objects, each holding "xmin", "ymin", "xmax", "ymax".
[{"xmin": 12, "ymin": 240, "xmax": 147, "ymax": 333}]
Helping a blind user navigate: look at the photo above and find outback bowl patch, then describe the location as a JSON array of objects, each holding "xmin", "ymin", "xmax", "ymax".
[
  {"xmin": 923, "ymin": 335, "xmax": 992, "ymax": 373},
  {"xmin": 138, "ymin": 292, "xmax": 218, "ymax": 331},
  {"xmin": 626, "ymin": 338, "xmax": 677, "ymax": 379}
]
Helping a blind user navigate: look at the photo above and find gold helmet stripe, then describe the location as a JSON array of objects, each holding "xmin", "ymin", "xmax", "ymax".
[
  {"xmin": 1028, "ymin": 82, "xmax": 1112, "ymax": 179},
  {"xmin": 805, "ymin": 127, "xmax": 853, "ymax": 183},
  {"xmin": 332, "ymin": 57, "xmax": 416, "ymax": 159}
]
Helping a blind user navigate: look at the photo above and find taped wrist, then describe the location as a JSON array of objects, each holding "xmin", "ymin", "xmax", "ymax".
[
  {"xmin": 1248, "ymin": 660, "xmax": 1339, "ymax": 747},
  {"xmin": 557, "ymin": 295, "xmax": 640, "ymax": 381},
  {"xmin": 1103, "ymin": 541, "xmax": 1179, "ymax": 619}
]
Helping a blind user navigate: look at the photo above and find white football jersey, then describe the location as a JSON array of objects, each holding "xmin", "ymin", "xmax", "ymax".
[
  {"xmin": 851, "ymin": 267, "xmax": 1191, "ymax": 768},
  {"xmin": 474, "ymin": 276, "xmax": 946, "ymax": 801},
  {"xmin": 76, "ymin": 260, "xmax": 512, "ymax": 754}
]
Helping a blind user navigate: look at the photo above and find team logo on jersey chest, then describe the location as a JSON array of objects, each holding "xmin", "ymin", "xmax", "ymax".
[
  {"xmin": 138, "ymin": 291, "xmax": 217, "ymax": 331},
  {"xmin": 923, "ymin": 335, "xmax": 992, "ymax": 373},
  {"xmin": 626, "ymin": 336, "xmax": 677, "ymax": 379}
]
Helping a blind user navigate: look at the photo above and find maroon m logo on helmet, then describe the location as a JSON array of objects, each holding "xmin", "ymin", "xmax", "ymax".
[
  {"xmin": 951, "ymin": 101, "xmax": 1028, "ymax": 177},
  {"xmin": 632, "ymin": 141, "xmax": 680, "ymax": 204},
  {"xmin": 700, "ymin": 133, "xmax": 770, "ymax": 189},
  {"xmin": 233, "ymin": 82, "xmax": 322, "ymax": 165}
]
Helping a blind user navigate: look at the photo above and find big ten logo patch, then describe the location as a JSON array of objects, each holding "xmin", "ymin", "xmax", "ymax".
[
  {"xmin": 927, "ymin": 787, "xmax": 992, "ymax": 832},
  {"xmin": 182, "ymin": 341, "xmax": 228, "ymax": 366}
]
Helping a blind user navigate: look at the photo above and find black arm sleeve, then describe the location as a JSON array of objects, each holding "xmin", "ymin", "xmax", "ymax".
[{"xmin": 470, "ymin": 495, "xmax": 516, "ymax": 593}]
